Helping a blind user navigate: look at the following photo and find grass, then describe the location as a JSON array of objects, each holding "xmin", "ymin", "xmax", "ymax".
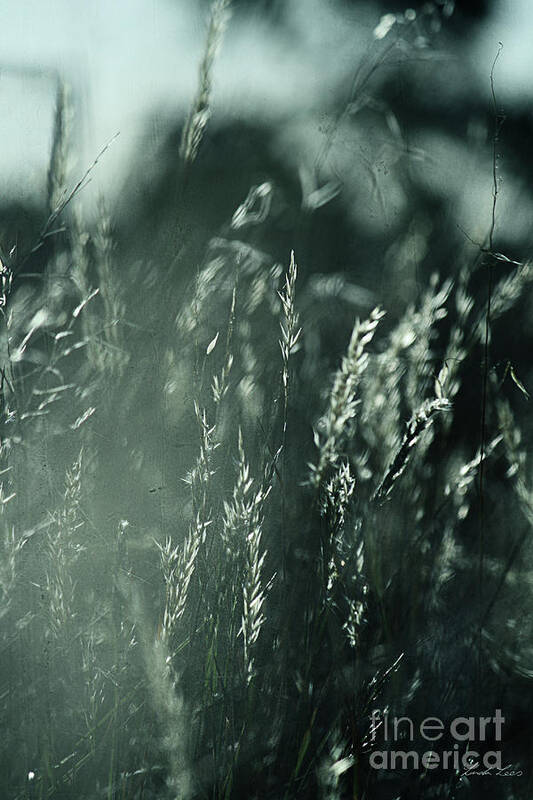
[{"xmin": 1, "ymin": 2, "xmax": 533, "ymax": 799}]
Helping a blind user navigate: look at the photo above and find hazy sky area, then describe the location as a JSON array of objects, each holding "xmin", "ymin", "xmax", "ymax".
[{"xmin": 0, "ymin": 0, "xmax": 531, "ymax": 210}]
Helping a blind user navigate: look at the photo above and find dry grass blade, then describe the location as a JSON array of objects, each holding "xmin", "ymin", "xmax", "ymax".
[
  {"xmin": 157, "ymin": 526, "xmax": 202, "ymax": 657},
  {"xmin": 311, "ymin": 307, "xmax": 385, "ymax": 489},
  {"xmin": 180, "ymin": 0, "xmax": 232, "ymax": 165},
  {"xmin": 373, "ymin": 398, "xmax": 451, "ymax": 502},
  {"xmin": 47, "ymin": 81, "xmax": 72, "ymax": 219},
  {"xmin": 227, "ymin": 430, "xmax": 274, "ymax": 685}
]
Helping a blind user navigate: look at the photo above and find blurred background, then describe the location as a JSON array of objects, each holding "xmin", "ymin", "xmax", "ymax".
[
  {"xmin": 2, "ymin": 0, "xmax": 533, "ymax": 309},
  {"xmin": 1, "ymin": 1, "xmax": 532, "ymax": 203}
]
